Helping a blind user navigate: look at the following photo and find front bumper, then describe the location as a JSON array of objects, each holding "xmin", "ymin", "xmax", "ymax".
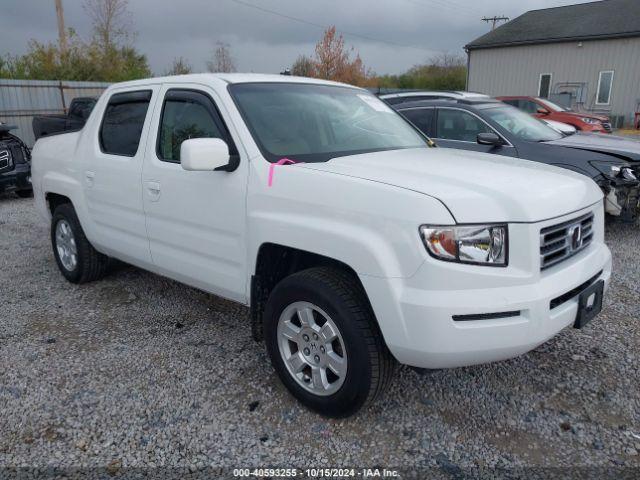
[
  {"xmin": 361, "ymin": 204, "xmax": 612, "ymax": 369},
  {"xmin": 580, "ymin": 123, "xmax": 611, "ymax": 134},
  {"xmin": 603, "ymin": 181, "xmax": 640, "ymax": 222},
  {"xmin": 0, "ymin": 163, "xmax": 31, "ymax": 193}
]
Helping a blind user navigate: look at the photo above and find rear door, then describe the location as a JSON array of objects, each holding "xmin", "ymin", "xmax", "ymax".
[
  {"xmin": 141, "ymin": 84, "xmax": 249, "ymax": 302},
  {"xmin": 82, "ymin": 87, "xmax": 159, "ymax": 266},
  {"xmin": 433, "ymin": 107, "xmax": 517, "ymax": 157}
]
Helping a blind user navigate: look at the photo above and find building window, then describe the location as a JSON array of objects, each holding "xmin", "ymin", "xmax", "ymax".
[
  {"xmin": 596, "ymin": 70, "xmax": 614, "ymax": 105},
  {"xmin": 538, "ymin": 73, "xmax": 552, "ymax": 98}
]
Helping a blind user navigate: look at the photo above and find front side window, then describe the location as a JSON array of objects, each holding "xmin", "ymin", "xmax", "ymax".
[
  {"xmin": 229, "ymin": 83, "xmax": 427, "ymax": 163},
  {"xmin": 520, "ymin": 100, "xmax": 540, "ymax": 114},
  {"xmin": 537, "ymin": 98, "xmax": 569, "ymax": 112},
  {"xmin": 100, "ymin": 90, "xmax": 152, "ymax": 157},
  {"xmin": 435, "ymin": 108, "xmax": 492, "ymax": 142},
  {"xmin": 483, "ymin": 105, "xmax": 562, "ymax": 142},
  {"xmin": 400, "ymin": 108, "xmax": 434, "ymax": 136},
  {"xmin": 158, "ymin": 90, "xmax": 225, "ymax": 162},
  {"xmin": 596, "ymin": 71, "xmax": 614, "ymax": 105}
]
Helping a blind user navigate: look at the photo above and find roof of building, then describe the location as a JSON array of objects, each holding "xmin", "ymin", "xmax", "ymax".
[{"xmin": 466, "ymin": 0, "xmax": 640, "ymax": 50}]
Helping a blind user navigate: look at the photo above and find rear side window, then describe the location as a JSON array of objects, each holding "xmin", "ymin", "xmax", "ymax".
[
  {"xmin": 400, "ymin": 108, "xmax": 434, "ymax": 135},
  {"xmin": 157, "ymin": 89, "xmax": 227, "ymax": 163},
  {"xmin": 99, "ymin": 90, "xmax": 152, "ymax": 157}
]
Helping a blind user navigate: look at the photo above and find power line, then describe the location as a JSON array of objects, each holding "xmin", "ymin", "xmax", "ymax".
[
  {"xmin": 227, "ymin": 0, "xmax": 435, "ymax": 52},
  {"xmin": 402, "ymin": 0, "xmax": 484, "ymax": 19}
]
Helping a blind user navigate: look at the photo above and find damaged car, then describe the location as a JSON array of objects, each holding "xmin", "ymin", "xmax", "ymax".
[
  {"xmin": 0, "ymin": 123, "xmax": 32, "ymax": 198},
  {"xmin": 390, "ymin": 98, "xmax": 640, "ymax": 223}
]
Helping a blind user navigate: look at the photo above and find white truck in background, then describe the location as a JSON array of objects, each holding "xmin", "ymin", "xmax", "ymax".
[{"xmin": 32, "ymin": 74, "xmax": 611, "ymax": 417}]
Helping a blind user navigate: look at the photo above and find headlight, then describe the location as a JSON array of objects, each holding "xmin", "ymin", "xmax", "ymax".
[
  {"xmin": 621, "ymin": 167, "xmax": 637, "ymax": 181},
  {"xmin": 591, "ymin": 161, "xmax": 637, "ymax": 180},
  {"xmin": 581, "ymin": 117, "xmax": 600, "ymax": 125},
  {"xmin": 419, "ymin": 224, "xmax": 508, "ymax": 266}
]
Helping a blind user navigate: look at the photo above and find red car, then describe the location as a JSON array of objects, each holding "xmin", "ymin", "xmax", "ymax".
[{"xmin": 497, "ymin": 96, "xmax": 612, "ymax": 134}]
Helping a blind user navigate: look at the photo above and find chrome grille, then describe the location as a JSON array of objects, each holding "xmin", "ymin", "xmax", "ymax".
[
  {"xmin": 540, "ymin": 212, "xmax": 594, "ymax": 270},
  {"xmin": 0, "ymin": 149, "xmax": 11, "ymax": 171}
]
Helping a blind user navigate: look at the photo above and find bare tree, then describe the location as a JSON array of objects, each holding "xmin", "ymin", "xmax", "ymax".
[
  {"xmin": 83, "ymin": 0, "xmax": 132, "ymax": 51},
  {"xmin": 165, "ymin": 56, "xmax": 193, "ymax": 75},
  {"xmin": 430, "ymin": 52, "xmax": 465, "ymax": 69},
  {"xmin": 206, "ymin": 41, "xmax": 236, "ymax": 73},
  {"xmin": 291, "ymin": 55, "xmax": 315, "ymax": 77}
]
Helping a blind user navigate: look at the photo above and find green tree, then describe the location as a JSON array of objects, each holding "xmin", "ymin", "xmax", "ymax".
[
  {"xmin": 0, "ymin": 0, "xmax": 150, "ymax": 81},
  {"xmin": 374, "ymin": 53, "xmax": 467, "ymax": 91}
]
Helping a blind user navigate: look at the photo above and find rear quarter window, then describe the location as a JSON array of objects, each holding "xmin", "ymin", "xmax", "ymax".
[{"xmin": 99, "ymin": 90, "xmax": 152, "ymax": 157}]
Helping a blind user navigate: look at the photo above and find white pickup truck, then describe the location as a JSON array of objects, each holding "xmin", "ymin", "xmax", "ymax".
[{"xmin": 32, "ymin": 74, "xmax": 612, "ymax": 417}]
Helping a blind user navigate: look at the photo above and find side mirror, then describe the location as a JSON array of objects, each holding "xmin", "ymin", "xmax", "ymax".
[
  {"xmin": 181, "ymin": 138, "xmax": 230, "ymax": 171},
  {"xmin": 477, "ymin": 132, "xmax": 504, "ymax": 146},
  {"xmin": 537, "ymin": 108, "xmax": 550, "ymax": 115}
]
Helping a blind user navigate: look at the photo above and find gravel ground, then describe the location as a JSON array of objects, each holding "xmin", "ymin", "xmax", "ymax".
[{"xmin": 0, "ymin": 194, "xmax": 638, "ymax": 476}]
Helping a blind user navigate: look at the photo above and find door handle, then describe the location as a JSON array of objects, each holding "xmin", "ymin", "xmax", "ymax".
[
  {"xmin": 145, "ymin": 181, "xmax": 161, "ymax": 201},
  {"xmin": 85, "ymin": 171, "xmax": 95, "ymax": 187}
]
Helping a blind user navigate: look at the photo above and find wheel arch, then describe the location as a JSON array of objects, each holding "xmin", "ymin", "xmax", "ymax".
[
  {"xmin": 250, "ymin": 243, "xmax": 376, "ymax": 342},
  {"xmin": 45, "ymin": 192, "xmax": 73, "ymax": 216}
]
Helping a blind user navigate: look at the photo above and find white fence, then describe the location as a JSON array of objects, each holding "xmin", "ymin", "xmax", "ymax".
[{"xmin": 0, "ymin": 79, "xmax": 110, "ymax": 147}]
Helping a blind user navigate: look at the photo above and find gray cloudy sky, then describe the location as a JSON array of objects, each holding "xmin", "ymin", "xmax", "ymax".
[{"xmin": 1, "ymin": 0, "xmax": 591, "ymax": 75}]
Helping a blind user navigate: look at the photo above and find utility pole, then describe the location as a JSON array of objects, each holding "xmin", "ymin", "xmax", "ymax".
[
  {"xmin": 55, "ymin": 0, "xmax": 67, "ymax": 53},
  {"xmin": 482, "ymin": 16, "xmax": 510, "ymax": 30}
]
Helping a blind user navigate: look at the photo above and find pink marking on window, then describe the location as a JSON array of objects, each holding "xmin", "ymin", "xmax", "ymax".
[{"xmin": 268, "ymin": 158, "xmax": 301, "ymax": 187}]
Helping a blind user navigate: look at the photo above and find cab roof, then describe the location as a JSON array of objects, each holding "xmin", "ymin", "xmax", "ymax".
[{"xmin": 105, "ymin": 73, "xmax": 358, "ymax": 90}]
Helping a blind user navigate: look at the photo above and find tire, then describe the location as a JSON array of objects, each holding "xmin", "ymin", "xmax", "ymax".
[
  {"xmin": 263, "ymin": 267, "xmax": 395, "ymax": 417},
  {"xmin": 51, "ymin": 203, "xmax": 108, "ymax": 284},
  {"xmin": 16, "ymin": 189, "xmax": 33, "ymax": 198}
]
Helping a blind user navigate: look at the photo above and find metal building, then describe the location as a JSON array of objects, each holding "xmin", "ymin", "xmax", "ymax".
[
  {"xmin": 0, "ymin": 79, "xmax": 109, "ymax": 147},
  {"xmin": 465, "ymin": 0, "xmax": 640, "ymax": 127}
]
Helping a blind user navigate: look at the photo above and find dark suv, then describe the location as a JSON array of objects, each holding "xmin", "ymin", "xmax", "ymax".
[
  {"xmin": 0, "ymin": 123, "xmax": 32, "ymax": 197},
  {"xmin": 389, "ymin": 98, "xmax": 639, "ymax": 222}
]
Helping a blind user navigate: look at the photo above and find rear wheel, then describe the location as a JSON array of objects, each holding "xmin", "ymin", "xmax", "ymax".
[
  {"xmin": 263, "ymin": 267, "xmax": 395, "ymax": 417},
  {"xmin": 51, "ymin": 203, "xmax": 108, "ymax": 283}
]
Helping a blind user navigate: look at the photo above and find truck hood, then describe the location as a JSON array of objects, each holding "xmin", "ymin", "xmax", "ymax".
[
  {"xmin": 546, "ymin": 133, "xmax": 640, "ymax": 162},
  {"xmin": 300, "ymin": 148, "xmax": 602, "ymax": 223}
]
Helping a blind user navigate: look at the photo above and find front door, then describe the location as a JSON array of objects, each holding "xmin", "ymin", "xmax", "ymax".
[
  {"xmin": 141, "ymin": 84, "xmax": 249, "ymax": 303},
  {"xmin": 434, "ymin": 107, "xmax": 518, "ymax": 157}
]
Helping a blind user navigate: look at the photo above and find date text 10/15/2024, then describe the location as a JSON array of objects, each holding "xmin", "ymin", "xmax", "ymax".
[{"xmin": 233, "ymin": 468, "xmax": 400, "ymax": 478}]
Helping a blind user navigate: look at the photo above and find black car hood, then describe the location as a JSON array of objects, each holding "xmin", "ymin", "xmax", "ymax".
[{"xmin": 547, "ymin": 133, "xmax": 640, "ymax": 162}]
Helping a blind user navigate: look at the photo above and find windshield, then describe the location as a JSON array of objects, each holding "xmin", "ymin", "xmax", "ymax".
[
  {"xmin": 229, "ymin": 83, "xmax": 428, "ymax": 163},
  {"xmin": 483, "ymin": 105, "xmax": 563, "ymax": 142},
  {"xmin": 537, "ymin": 98, "xmax": 570, "ymax": 112}
]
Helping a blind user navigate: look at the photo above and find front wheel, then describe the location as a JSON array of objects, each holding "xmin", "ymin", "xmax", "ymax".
[{"xmin": 263, "ymin": 267, "xmax": 395, "ymax": 417}]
